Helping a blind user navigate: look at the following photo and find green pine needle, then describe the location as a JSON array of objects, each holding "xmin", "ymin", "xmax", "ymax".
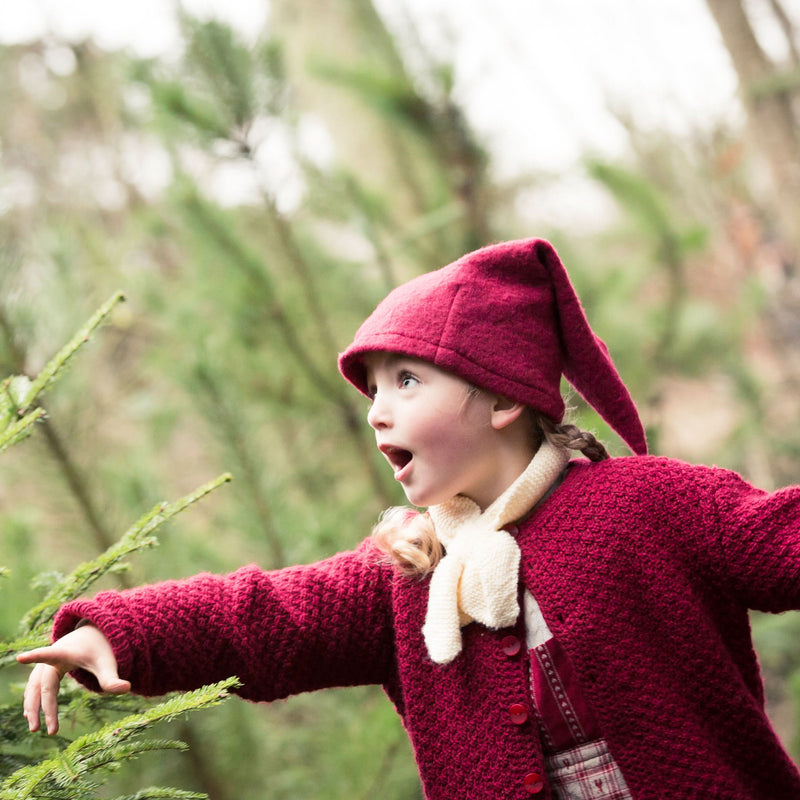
[
  {"xmin": 0, "ymin": 678, "xmax": 239, "ymax": 800},
  {"xmin": 0, "ymin": 407, "xmax": 46, "ymax": 455},
  {"xmin": 3, "ymin": 472, "xmax": 232, "ymax": 646},
  {"xmin": 0, "ymin": 291, "xmax": 125, "ymax": 457},
  {"xmin": 16, "ymin": 292, "xmax": 126, "ymax": 417},
  {"xmin": 0, "ymin": 291, "xmax": 238, "ymax": 799},
  {"xmin": 110, "ymin": 788, "xmax": 207, "ymax": 800}
]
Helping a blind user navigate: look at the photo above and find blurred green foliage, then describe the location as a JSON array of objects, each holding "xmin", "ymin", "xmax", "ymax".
[
  {"xmin": 1, "ymin": 1, "xmax": 799, "ymax": 797},
  {"xmin": 0, "ymin": 299, "xmax": 237, "ymax": 798}
]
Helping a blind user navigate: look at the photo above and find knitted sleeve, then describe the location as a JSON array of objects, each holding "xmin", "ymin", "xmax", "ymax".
[
  {"xmin": 708, "ymin": 467, "xmax": 800, "ymax": 612},
  {"xmin": 52, "ymin": 539, "xmax": 395, "ymax": 701}
]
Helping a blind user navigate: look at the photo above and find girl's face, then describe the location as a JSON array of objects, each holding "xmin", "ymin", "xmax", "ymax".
[{"xmin": 364, "ymin": 353, "xmax": 522, "ymax": 509}]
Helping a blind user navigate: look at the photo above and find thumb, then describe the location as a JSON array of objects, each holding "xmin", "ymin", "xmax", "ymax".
[
  {"xmin": 92, "ymin": 654, "xmax": 131, "ymax": 694},
  {"xmin": 97, "ymin": 674, "xmax": 132, "ymax": 694}
]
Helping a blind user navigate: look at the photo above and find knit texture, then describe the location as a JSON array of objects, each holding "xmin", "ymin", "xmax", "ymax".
[
  {"xmin": 54, "ymin": 456, "xmax": 800, "ymax": 799},
  {"xmin": 423, "ymin": 440, "xmax": 570, "ymax": 664}
]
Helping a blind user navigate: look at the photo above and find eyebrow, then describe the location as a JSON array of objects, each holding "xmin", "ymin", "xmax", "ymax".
[
  {"xmin": 381, "ymin": 353, "xmax": 406, "ymax": 368},
  {"xmin": 363, "ymin": 353, "xmax": 408, "ymax": 387},
  {"xmin": 364, "ymin": 352, "xmax": 400, "ymax": 372}
]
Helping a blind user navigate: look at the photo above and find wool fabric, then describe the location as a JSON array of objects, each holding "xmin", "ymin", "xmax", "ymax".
[
  {"xmin": 338, "ymin": 238, "xmax": 647, "ymax": 456},
  {"xmin": 55, "ymin": 456, "xmax": 800, "ymax": 799},
  {"xmin": 424, "ymin": 440, "xmax": 570, "ymax": 664}
]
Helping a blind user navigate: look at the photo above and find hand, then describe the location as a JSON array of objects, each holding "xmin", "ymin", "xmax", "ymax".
[{"xmin": 17, "ymin": 624, "xmax": 131, "ymax": 735}]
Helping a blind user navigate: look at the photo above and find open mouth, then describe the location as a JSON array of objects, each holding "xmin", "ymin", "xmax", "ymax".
[{"xmin": 380, "ymin": 445, "xmax": 413, "ymax": 474}]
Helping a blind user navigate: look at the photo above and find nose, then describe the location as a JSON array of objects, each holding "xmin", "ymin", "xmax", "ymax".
[{"xmin": 367, "ymin": 391, "xmax": 391, "ymax": 430}]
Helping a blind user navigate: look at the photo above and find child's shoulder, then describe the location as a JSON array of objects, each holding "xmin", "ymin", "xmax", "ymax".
[
  {"xmin": 541, "ymin": 454, "xmax": 773, "ymax": 546},
  {"xmin": 562, "ymin": 453, "xmax": 755, "ymax": 502},
  {"xmin": 568, "ymin": 452, "xmax": 727, "ymax": 478}
]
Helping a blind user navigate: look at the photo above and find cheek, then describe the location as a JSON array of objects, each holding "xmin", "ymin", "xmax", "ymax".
[
  {"xmin": 457, "ymin": 398, "xmax": 495, "ymax": 438},
  {"xmin": 431, "ymin": 415, "xmax": 492, "ymax": 459},
  {"xmin": 412, "ymin": 414, "xmax": 461, "ymax": 455}
]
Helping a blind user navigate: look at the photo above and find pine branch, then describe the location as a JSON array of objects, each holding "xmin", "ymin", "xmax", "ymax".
[
  {"xmin": 0, "ymin": 284, "xmax": 241, "ymax": 798},
  {"xmin": 0, "ymin": 405, "xmax": 45, "ymax": 455},
  {"xmin": 0, "ymin": 678, "xmax": 239, "ymax": 800},
  {"xmin": 0, "ymin": 698, "xmax": 61, "ymax": 778},
  {"xmin": 17, "ymin": 292, "xmax": 126, "ymax": 417},
  {"xmin": 110, "ymin": 789, "xmax": 206, "ymax": 800},
  {"xmin": 0, "ymin": 473, "xmax": 232, "ymax": 660},
  {"xmin": 0, "ymin": 291, "xmax": 125, "ymax": 455},
  {"xmin": 60, "ymin": 682, "xmax": 153, "ymax": 722}
]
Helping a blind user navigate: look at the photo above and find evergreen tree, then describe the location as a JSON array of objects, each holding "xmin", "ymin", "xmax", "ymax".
[{"xmin": 0, "ymin": 295, "xmax": 235, "ymax": 799}]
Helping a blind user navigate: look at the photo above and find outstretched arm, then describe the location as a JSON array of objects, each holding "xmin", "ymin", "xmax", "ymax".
[
  {"xmin": 18, "ymin": 540, "xmax": 395, "ymax": 733},
  {"xmin": 17, "ymin": 624, "xmax": 131, "ymax": 734}
]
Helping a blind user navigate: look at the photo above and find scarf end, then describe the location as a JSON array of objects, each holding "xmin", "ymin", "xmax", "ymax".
[{"xmin": 422, "ymin": 623, "xmax": 463, "ymax": 665}]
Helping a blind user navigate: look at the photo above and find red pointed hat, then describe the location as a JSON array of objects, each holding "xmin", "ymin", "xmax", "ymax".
[{"xmin": 338, "ymin": 238, "xmax": 647, "ymax": 455}]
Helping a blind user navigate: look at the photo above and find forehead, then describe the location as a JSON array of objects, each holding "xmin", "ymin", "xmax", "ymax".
[{"xmin": 362, "ymin": 352, "xmax": 424, "ymax": 378}]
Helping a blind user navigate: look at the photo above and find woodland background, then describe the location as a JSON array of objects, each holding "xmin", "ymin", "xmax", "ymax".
[{"xmin": 1, "ymin": 0, "xmax": 800, "ymax": 797}]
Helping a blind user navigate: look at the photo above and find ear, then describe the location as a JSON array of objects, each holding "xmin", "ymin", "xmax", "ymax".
[{"xmin": 490, "ymin": 396, "xmax": 527, "ymax": 431}]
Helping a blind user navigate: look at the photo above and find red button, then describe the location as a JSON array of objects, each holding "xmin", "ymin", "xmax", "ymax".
[
  {"xmin": 501, "ymin": 635, "xmax": 522, "ymax": 656},
  {"xmin": 508, "ymin": 703, "xmax": 529, "ymax": 724},
  {"xmin": 524, "ymin": 772, "xmax": 544, "ymax": 793}
]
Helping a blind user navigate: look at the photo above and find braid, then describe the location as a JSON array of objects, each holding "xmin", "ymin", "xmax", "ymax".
[{"xmin": 535, "ymin": 411, "xmax": 609, "ymax": 462}]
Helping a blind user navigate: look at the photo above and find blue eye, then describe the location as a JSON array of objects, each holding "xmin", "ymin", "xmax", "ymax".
[{"xmin": 399, "ymin": 371, "xmax": 419, "ymax": 388}]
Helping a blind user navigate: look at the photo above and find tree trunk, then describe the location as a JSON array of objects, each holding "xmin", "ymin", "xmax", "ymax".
[{"xmin": 705, "ymin": 0, "xmax": 800, "ymax": 257}]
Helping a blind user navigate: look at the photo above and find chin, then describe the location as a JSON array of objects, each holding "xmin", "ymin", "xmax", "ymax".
[{"xmin": 402, "ymin": 486, "xmax": 452, "ymax": 509}]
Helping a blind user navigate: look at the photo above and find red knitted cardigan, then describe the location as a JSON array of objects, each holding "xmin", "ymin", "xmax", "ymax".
[{"xmin": 55, "ymin": 456, "xmax": 800, "ymax": 799}]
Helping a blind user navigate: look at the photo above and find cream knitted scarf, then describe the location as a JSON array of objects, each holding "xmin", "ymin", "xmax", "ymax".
[{"xmin": 423, "ymin": 440, "xmax": 570, "ymax": 664}]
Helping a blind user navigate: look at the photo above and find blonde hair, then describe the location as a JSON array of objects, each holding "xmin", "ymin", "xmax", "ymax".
[{"xmin": 371, "ymin": 410, "xmax": 608, "ymax": 577}]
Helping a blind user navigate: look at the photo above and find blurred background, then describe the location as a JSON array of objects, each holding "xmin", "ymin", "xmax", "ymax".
[{"xmin": 1, "ymin": 0, "xmax": 800, "ymax": 796}]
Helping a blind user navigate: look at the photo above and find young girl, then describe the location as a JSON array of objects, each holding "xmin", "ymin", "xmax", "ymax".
[{"xmin": 18, "ymin": 238, "xmax": 800, "ymax": 799}]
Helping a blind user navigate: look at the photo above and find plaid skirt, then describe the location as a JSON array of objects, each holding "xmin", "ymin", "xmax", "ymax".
[{"xmin": 545, "ymin": 740, "xmax": 632, "ymax": 800}]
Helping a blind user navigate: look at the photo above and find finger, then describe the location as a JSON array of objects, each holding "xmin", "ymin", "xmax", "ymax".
[
  {"xmin": 16, "ymin": 647, "xmax": 58, "ymax": 666},
  {"xmin": 22, "ymin": 664, "xmax": 44, "ymax": 733},
  {"xmin": 39, "ymin": 664, "xmax": 64, "ymax": 735}
]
